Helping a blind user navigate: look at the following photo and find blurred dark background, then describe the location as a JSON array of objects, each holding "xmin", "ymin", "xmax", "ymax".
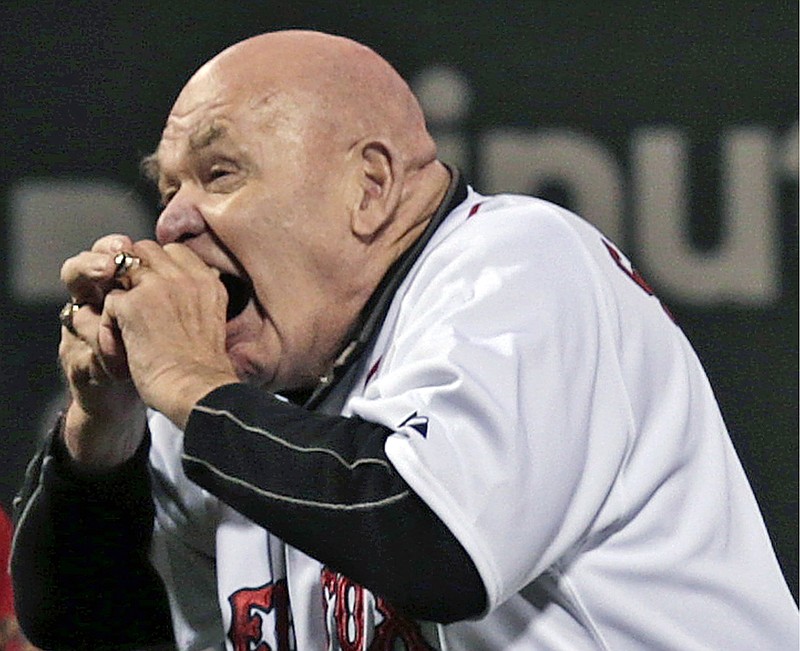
[{"xmin": 0, "ymin": 2, "xmax": 796, "ymax": 599}]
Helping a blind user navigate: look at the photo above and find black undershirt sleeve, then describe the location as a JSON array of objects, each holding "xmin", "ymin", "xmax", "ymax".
[
  {"xmin": 183, "ymin": 382, "xmax": 487, "ymax": 623},
  {"xmin": 11, "ymin": 423, "xmax": 174, "ymax": 651}
]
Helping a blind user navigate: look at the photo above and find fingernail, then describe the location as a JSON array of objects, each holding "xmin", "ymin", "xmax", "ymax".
[{"xmin": 109, "ymin": 238, "xmax": 124, "ymax": 252}]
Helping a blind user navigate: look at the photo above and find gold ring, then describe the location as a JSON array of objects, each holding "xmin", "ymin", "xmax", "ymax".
[
  {"xmin": 59, "ymin": 300, "xmax": 82, "ymax": 336},
  {"xmin": 113, "ymin": 252, "xmax": 141, "ymax": 278}
]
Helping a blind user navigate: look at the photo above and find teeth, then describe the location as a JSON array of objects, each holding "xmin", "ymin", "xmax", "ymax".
[{"xmin": 219, "ymin": 273, "xmax": 253, "ymax": 321}]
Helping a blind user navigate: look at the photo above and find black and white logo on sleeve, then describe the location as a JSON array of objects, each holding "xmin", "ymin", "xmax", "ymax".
[{"xmin": 397, "ymin": 412, "xmax": 429, "ymax": 438}]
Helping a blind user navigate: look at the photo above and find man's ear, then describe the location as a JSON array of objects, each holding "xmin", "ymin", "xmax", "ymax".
[{"xmin": 351, "ymin": 141, "xmax": 402, "ymax": 241}]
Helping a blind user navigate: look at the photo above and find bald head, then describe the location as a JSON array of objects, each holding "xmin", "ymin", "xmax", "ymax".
[
  {"xmin": 148, "ymin": 31, "xmax": 452, "ymax": 390},
  {"xmin": 175, "ymin": 30, "xmax": 437, "ymax": 171}
]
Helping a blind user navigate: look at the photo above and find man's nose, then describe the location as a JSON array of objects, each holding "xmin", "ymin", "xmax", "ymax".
[{"xmin": 155, "ymin": 194, "xmax": 206, "ymax": 245}]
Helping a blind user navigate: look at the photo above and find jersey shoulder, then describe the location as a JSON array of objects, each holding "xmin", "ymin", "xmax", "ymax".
[
  {"xmin": 411, "ymin": 190, "xmax": 624, "ymax": 307},
  {"xmin": 429, "ymin": 191, "xmax": 615, "ymax": 273}
]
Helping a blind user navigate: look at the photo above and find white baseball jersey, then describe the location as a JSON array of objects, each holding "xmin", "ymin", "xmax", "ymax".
[{"xmin": 147, "ymin": 183, "xmax": 798, "ymax": 650}]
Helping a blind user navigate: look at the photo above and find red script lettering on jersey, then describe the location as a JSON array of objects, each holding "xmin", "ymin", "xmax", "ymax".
[
  {"xmin": 321, "ymin": 568, "xmax": 436, "ymax": 650},
  {"xmin": 228, "ymin": 580, "xmax": 291, "ymax": 651}
]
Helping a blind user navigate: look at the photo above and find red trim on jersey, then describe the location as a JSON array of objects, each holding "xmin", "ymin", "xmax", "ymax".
[
  {"xmin": 364, "ymin": 357, "xmax": 382, "ymax": 387},
  {"xmin": 467, "ymin": 202, "xmax": 484, "ymax": 218},
  {"xmin": 602, "ymin": 239, "xmax": 675, "ymax": 321}
]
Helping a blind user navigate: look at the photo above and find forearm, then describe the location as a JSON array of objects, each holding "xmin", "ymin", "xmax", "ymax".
[
  {"xmin": 183, "ymin": 383, "xmax": 486, "ymax": 623},
  {"xmin": 11, "ymin": 419, "xmax": 173, "ymax": 650}
]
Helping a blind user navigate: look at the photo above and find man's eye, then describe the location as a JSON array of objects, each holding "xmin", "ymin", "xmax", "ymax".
[{"xmin": 208, "ymin": 165, "xmax": 237, "ymax": 183}]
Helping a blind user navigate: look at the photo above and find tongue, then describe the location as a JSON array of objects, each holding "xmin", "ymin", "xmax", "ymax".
[{"xmin": 220, "ymin": 273, "xmax": 253, "ymax": 321}]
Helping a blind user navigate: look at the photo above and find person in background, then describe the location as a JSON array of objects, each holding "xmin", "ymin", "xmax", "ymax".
[{"xmin": 0, "ymin": 507, "xmax": 37, "ymax": 651}]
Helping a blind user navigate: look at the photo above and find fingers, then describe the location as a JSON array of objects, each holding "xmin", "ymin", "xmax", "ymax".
[
  {"xmin": 59, "ymin": 234, "xmax": 137, "ymax": 387},
  {"xmin": 113, "ymin": 241, "xmax": 222, "ymax": 304},
  {"xmin": 129, "ymin": 240, "xmax": 220, "ymax": 281},
  {"xmin": 106, "ymin": 241, "xmax": 225, "ymax": 325},
  {"xmin": 96, "ymin": 290, "xmax": 131, "ymax": 378},
  {"xmin": 90, "ymin": 233, "xmax": 135, "ymax": 255},
  {"xmin": 61, "ymin": 252, "xmax": 116, "ymax": 304},
  {"xmin": 59, "ymin": 330, "xmax": 113, "ymax": 387},
  {"xmin": 59, "ymin": 300, "xmax": 129, "ymax": 383},
  {"xmin": 61, "ymin": 234, "xmax": 136, "ymax": 305},
  {"xmin": 60, "ymin": 237, "xmax": 224, "ymax": 392},
  {"xmin": 59, "ymin": 313, "xmax": 115, "ymax": 387},
  {"xmin": 97, "ymin": 242, "xmax": 235, "ymax": 424},
  {"xmin": 62, "ymin": 300, "xmax": 96, "ymax": 339}
]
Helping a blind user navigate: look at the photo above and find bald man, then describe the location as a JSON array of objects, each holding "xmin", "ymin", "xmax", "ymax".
[{"xmin": 11, "ymin": 30, "xmax": 798, "ymax": 651}]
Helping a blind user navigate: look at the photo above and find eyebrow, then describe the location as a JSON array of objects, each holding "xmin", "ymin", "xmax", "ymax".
[
  {"xmin": 189, "ymin": 123, "xmax": 228, "ymax": 151},
  {"xmin": 139, "ymin": 123, "xmax": 230, "ymax": 184}
]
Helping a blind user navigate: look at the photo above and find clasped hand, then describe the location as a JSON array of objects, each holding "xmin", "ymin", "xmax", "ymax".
[{"xmin": 59, "ymin": 234, "xmax": 238, "ymax": 467}]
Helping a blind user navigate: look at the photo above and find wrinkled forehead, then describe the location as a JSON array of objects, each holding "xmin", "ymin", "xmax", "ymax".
[
  {"xmin": 161, "ymin": 81, "xmax": 266, "ymax": 145},
  {"xmin": 145, "ymin": 57, "xmax": 333, "ymax": 181},
  {"xmin": 153, "ymin": 86, "xmax": 292, "ymax": 170}
]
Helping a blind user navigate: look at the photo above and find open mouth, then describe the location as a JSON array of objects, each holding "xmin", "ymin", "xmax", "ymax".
[{"xmin": 220, "ymin": 273, "xmax": 254, "ymax": 321}]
